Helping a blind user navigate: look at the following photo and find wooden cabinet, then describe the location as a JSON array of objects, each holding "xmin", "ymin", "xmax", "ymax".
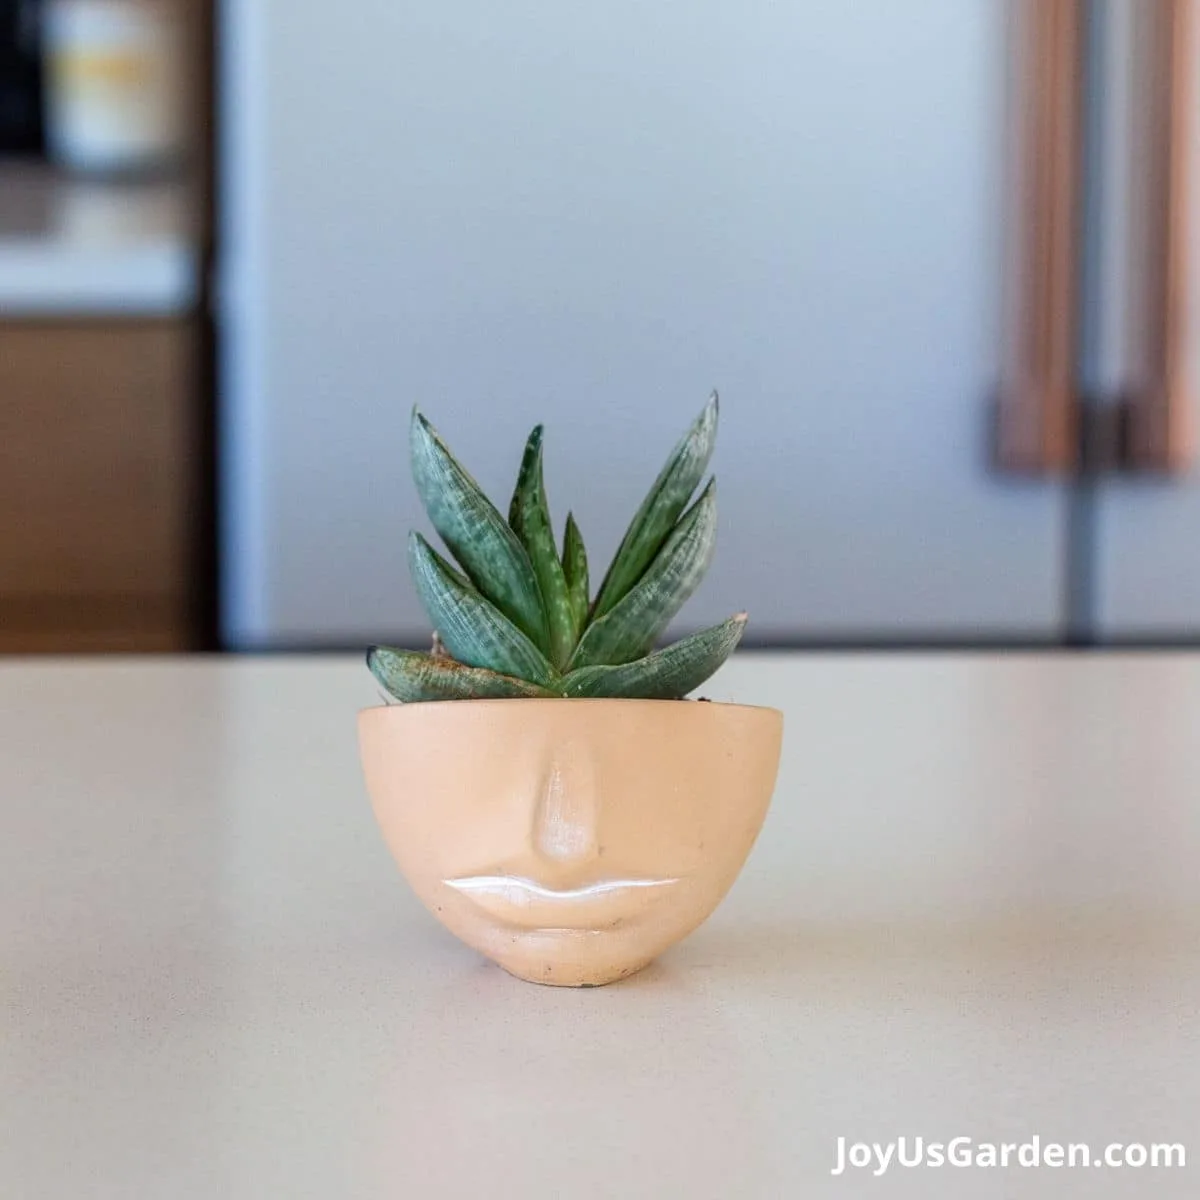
[{"xmin": 0, "ymin": 321, "xmax": 199, "ymax": 651}]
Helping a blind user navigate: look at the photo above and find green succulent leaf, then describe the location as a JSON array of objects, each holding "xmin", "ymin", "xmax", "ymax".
[
  {"xmin": 562, "ymin": 614, "xmax": 748, "ymax": 699},
  {"xmin": 410, "ymin": 409, "xmax": 549, "ymax": 650},
  {"xmin": 508, "ymin": 426, "xmax": 576, "ymax": 670},
  {"xmin": 591, "ymin": 392, "xmax": 718, "ymax": 621},
  {"xmin": 367, "ymin": 646, "xmax": 554, "ymax": 702},
  {"xmin": 570, "ymin": 478, "xmax": 717, "ymax": 668},
  {"xmin": 408, "ymin": 532, "xmax": 556, "ymax": 685},
  {"xmin": 562, "ymin": 512, "xmax": 589, "ymax": 643}
]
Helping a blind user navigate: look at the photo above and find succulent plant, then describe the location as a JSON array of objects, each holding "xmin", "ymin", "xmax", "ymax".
[{"xmin": 368, "ymin": 394, "xmax": 747, "ymax": 702}]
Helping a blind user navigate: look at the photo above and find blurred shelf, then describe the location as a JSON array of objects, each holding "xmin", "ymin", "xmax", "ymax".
[{"xmin": 0, "ymin": 162, "xmax": 200, "ymax": 317}]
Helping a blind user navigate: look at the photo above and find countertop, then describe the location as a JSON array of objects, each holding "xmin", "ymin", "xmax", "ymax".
[
  {"xmin": 2, "ymin": 654, "xmax": 1198, "ymax": 1198},
  {"xmin": 0, "ymin": 163, "xmax": 199, "ymax": 317}
]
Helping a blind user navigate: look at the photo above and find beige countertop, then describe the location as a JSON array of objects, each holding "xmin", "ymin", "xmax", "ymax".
[
  {"xmin": 0, "ymin": 164, "xmax": 199, "ymax": 317},
  {"xmin": 1, "ymin": 654, "xmax": 1198, "ymax": 1197}
]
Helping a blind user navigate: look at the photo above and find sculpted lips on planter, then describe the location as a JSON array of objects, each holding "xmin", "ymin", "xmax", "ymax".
[
  {"xmin": 359, "ymin": 698, "xmax": 783, "ymax": 986},
  {"xmin": 444, "ymin": 873, "xmax": 680, "ymax": 929}
]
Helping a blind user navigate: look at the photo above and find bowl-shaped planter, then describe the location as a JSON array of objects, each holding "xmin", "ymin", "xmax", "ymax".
[{"xmin": 359, "ymin": 697, "xmax": 783, "ymax": 987}]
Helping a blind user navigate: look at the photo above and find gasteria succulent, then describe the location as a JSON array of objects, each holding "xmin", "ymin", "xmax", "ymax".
[{"xmin": 367, "ymin": 394, "xmax": 747, "ymax": 702}]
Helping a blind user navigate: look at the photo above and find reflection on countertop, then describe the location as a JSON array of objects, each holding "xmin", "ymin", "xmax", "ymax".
[{"xmin": 0, "ymin": 162, "xmax": 199, "ymax": 317}]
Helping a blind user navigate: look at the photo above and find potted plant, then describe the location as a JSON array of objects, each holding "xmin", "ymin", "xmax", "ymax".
[{"xmin": 358, "ymin": 396, "xmax": 783, "ymax": 986}]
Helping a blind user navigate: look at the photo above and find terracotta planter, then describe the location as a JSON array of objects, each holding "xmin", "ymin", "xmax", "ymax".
[{"xmin": 359, "ymin": 698, "xmax": 783, "ymax": 987}]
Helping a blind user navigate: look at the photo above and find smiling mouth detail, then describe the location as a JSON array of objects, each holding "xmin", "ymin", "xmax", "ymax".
[{"xmin": 445, "ymin": 875, "xmax": 680, "ymax": 929}]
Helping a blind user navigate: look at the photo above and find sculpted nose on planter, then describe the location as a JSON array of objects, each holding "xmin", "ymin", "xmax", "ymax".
[
  {"xmin": 531, "ymin": 741, "xmax": 600, "ymax": 866},
  {"xmin": 442, "ymin": 741, "xmax": 688, "ymax": 930}
]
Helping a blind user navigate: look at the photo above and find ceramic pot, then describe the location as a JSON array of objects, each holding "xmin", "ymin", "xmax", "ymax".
[
  {"xmin": 44, "ymin": 0, "xmax": 186, "ymax": 175},
  {"xmin": 359, "ymin": 698, "xmax": 783, "ymax": 987}
]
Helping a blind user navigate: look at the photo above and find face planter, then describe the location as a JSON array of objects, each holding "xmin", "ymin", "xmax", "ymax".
[
  {"xmin": 359, "ymin": 698, "xmax": 783, "ymax": 986},
  {"xmin": 361, "ymin": 399, "xmax": 783, "ymax": 983}
]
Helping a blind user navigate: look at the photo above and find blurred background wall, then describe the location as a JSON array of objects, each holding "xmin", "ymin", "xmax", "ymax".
[{"xmin": 2, "ymin": 0, "xmax": 1198, "ymax": 654}]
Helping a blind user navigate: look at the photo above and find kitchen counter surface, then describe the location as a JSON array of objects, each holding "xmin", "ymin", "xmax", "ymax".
[
  {"xmin": 0, "ymin": 163, "xmax": 198, "ymax": 316},
  {"xmin": 2, "ymin": 654, "xmax": 1198, "ymax": 1197}
]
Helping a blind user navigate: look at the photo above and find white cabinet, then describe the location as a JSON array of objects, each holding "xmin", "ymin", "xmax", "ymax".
[{"xmin": 219, "ymin": 1, "xmax": 1068, "ymax": 646}]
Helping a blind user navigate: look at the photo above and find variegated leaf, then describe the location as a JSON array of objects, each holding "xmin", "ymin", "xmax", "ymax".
[
  {"xmin": 562, "ymin": 511, "xmax": 589, "ymax": 643},
  {"xmin": 591, "ymin": 392, "xmax": 718, "ymax": 621},
  {"xmin": 408, "ymin": 532, "xmax": 556, "ymax": 685},
  {"xmin": 368, "ymin": 646, "xmax": 554, "ymax": 702},
  {"xmin": 561, "ymin": 614, "xmax": 747, "ymax": 699},
  {"xmin": 508, "ymin": 426, "xmax": 576, "ymax": 670},
  {"xmin": 410, "ymin": 409, "xmax": 549, "ymax": 650},
  {"xmin": 570, "ymin": 479, "xmax": 717, "ymax": 668}
]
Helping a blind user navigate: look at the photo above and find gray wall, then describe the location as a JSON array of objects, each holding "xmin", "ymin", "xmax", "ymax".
[{"xmin": 220, "ymin": 0, "xmax": 1066, "ymax": 647}]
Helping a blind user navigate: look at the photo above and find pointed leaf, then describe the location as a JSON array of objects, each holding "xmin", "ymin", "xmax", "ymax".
[
  {"xmin": 508, "ymin": 426, "xmax": 576, "ymax": 669},
  {"xmin": 368, "ymin": 646, "xmax": 554, "ymax": 702},
  {"xmin": 408, "ymin": 532, "xmax": 556, "ymax": 685},
  {"xmin": 410, "ymin": 409, "xmax": 548, "ymax": 649},
  {"xmin": 562, "ymin": 511, "xmax": 589, "ymax": 643},
  {"xmin": 570, "ymin": 479, "xmax": 717, "ymax": 668},
  {"xmin": 591, "ymin": 392, "xmax": 718, "ymax": 620},
  {"xmin": 562, "ymin": 614, "xmax": 748, "ymax": 699}
]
